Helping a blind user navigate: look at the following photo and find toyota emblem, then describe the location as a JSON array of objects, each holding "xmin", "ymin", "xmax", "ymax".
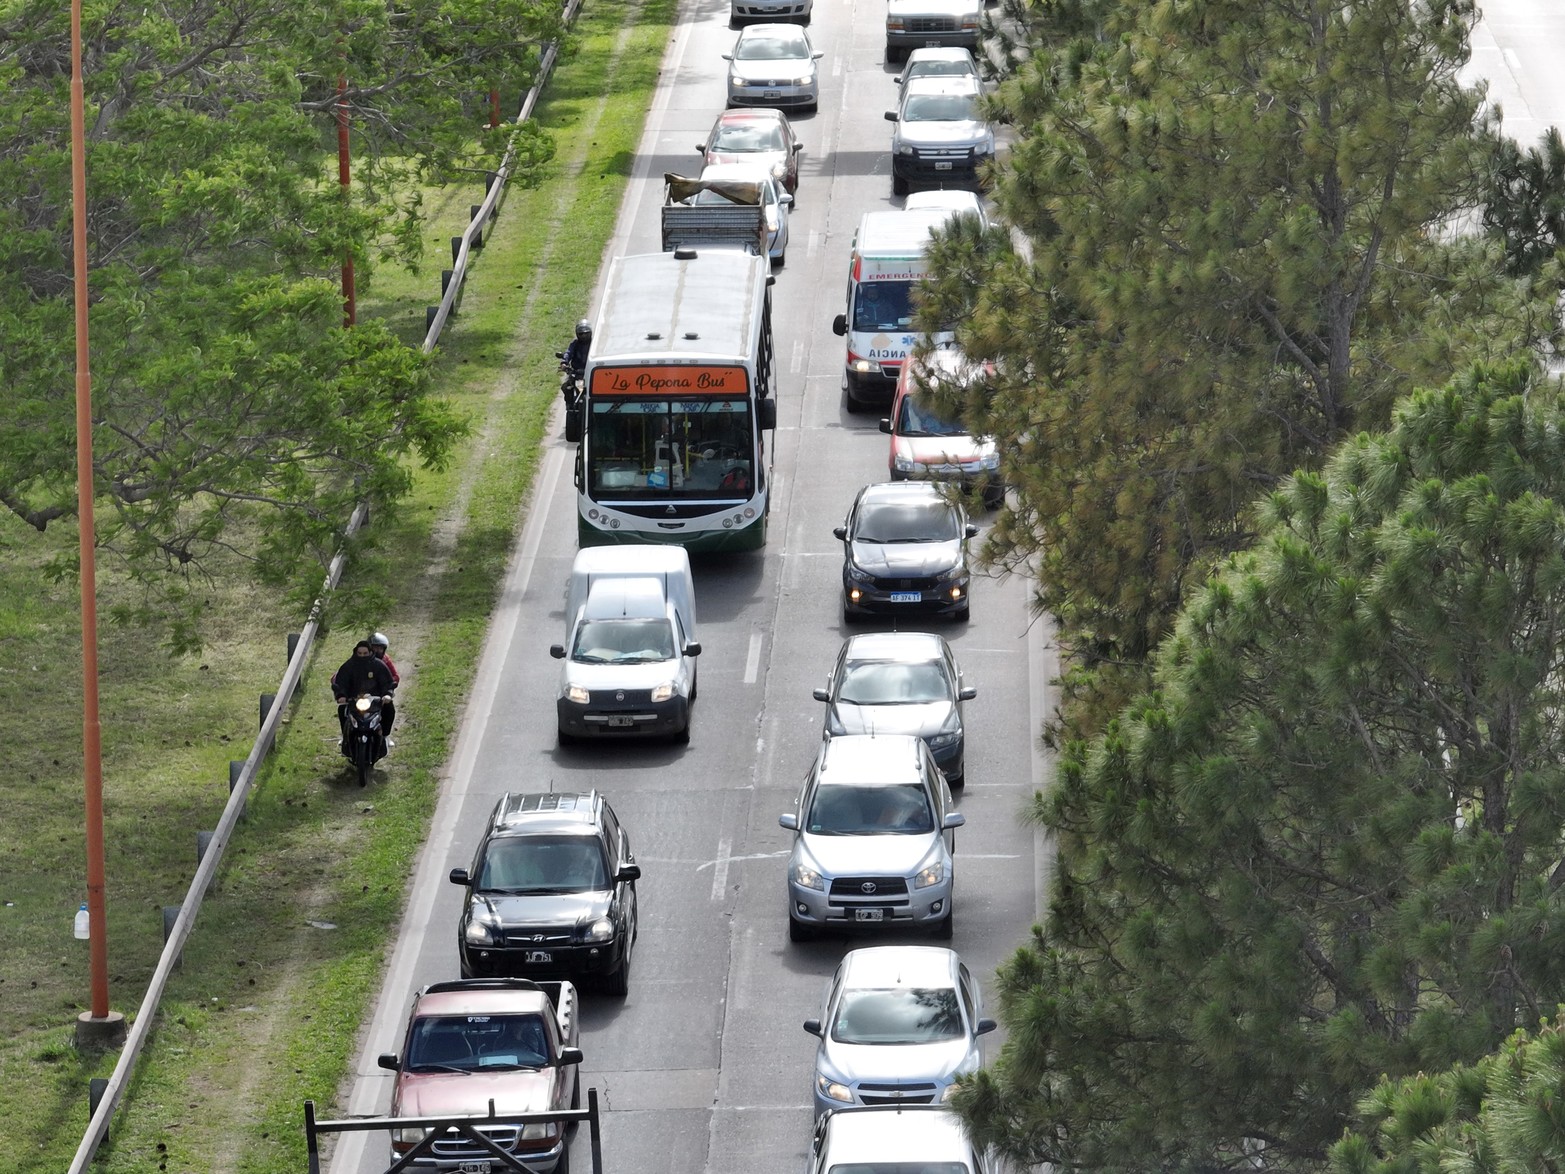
[{"xmin": 860, "ymin": 882, "xmax": 877, "ymax": 894}]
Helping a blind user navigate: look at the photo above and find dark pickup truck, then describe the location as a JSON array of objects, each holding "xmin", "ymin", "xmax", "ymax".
[{"xmin": 378, "ymin": 978, "xmax": 583, "ymax": 1174}]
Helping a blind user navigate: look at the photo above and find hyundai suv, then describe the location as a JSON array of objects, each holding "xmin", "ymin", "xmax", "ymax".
[
  {"xmin": 780, "ymin": 733, "xmax": 963, "ymax": 941},
  {"xmin": 450, "ymin": 791, "xmax": 639, "ymax": 994},
  {"xmin": 886, "ymin": 76, "xmax": 993, "ymax": 196}
]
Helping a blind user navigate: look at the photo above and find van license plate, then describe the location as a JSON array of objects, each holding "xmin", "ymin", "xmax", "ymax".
[
  {"xmin": 607, "ymin": 716, "xmax": 635, "ymax": 727},
  {"xmin": 855, "ymin": 908, "xmax": 884, "ymax": 922},
  {"xmin": 890, "ymin": 592, "xmax": 920, "ymax": 603},
  {"xmin": 525, "ymin": 951, "xmax": 552, "ymax": 964}
]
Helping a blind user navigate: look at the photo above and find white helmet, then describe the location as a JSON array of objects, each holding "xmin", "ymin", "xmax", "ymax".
[{"xmin": 369, "ymin": 631, "xmax": 389, "ymax": 652}]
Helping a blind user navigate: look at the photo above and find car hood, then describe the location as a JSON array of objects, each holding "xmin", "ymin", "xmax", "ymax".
[
  {"xmin": 800, "ymin": 830, "xmax": 943, "ymax": 874},
  {"xmin": 480, "ymin": 891, "xmax": 611, "ymax": 929},
  {"xmin": 708, "ymin": 148, "xmax": 790, "ymax": 176},
  {"xmin": 820, "ymin": 1036, "xmax": 977, "ymax": 1083},
  {"xmin": 849, "ymin": 538, "xmax": 964, "ymax": 578},
  {"xmin": 827, "ymin": 701, "xmax": 954, "ymax": 738},
  {"xmin": 898, "ymin": 120, "xmax": 990, "ymax": 149},
  {"xmin": 896, "ymin": 435, "xmax": 995, "ymax": 465},
  {"xmin": 561, "ymin": 659, "xmax": 680, "ymax": 691},
  {"xmin": 730, "ymin": 58, "xmax": 813, "ymax": 82},
  {"xmin": 393, "ymin": 1070, "xmax": 556, "ymax": 1118}
]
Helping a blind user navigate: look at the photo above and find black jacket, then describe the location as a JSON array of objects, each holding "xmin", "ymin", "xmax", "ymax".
[{"xmin": 334, "ymin": 654, "xmax": 394, "ymax": 701}]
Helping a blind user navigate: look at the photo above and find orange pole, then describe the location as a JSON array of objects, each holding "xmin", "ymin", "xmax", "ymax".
[
  {"xmin": 70, "ymin": 0, "xmax": 111, "ymax": 1022},
  {"xmin": 337, "ymin": 73, "xmax": 356, "ymax": 326}
]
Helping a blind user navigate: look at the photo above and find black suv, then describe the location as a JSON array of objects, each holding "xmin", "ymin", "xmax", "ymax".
[{"xmin": 450, "ymin": 791, "xmax": 640, "ymax": 995}]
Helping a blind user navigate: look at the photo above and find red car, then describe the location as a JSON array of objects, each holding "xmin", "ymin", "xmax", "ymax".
[{"xmin": 696, "ymin": 107, "xmax": 802, "ymax": 196}]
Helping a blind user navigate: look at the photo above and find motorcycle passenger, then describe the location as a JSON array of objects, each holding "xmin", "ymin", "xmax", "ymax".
[
  {"xmin": 367, "ymin": 631, "xmax": 399, "ymax": 739},
  {"xmin": 333, "ymin": 640, "xmax": 395, "ymax": 753}
]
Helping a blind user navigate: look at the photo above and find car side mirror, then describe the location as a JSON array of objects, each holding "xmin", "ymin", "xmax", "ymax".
[
  {"xmin": 943, "ymin": 811, "xmax": 966, "ymax": 830},
  {"xmin": 555, "ymin": 1046, "xmax": 585, "ymax": 1067},
  {"xmin": 832, "ymin": 313, "xmax": 847, "ymax": 336},
  {"xmin": 976, "ymin": 1017, "xmax": 998, "ymax": 1036},
  {"xmin": 550, "ymin": 644, "xmax": 566, "ymax": 659},
  {"xmin": 696, "ymin": 143, "xmax": 707, "ymax": 153},
  {"xmin": 813, "ymin": 51, "xmax": 824, "ymax": 59},
  {"xmin": 779, "ymin": 813, "xmax": 799, "ymax": 831},
  {"xmin": 803, "ymin": 1018, "xmax": 823, "ymax": 1037},
  {"xmin": 812, "ymin": 687, "xmax": 829, "ymax": 702},
  {"xmin": 965, "ymin": 523, "xmax": 979, "ymax": 538},
  {"xmin": 893, "ymin": 74, "xmax": 903, "ymax": 84},
  {"xmin": 885, "ymin": 111, "xmax": 898, "ymax": 122},
  {"xmin": 377, "ymin": 1052, "xmax": 401, "ymax": 1071},
  {"xmin": 449, "ymin": 868, "xmax": 473, "ymax": 886},
  {"xmin": 878, "ymin": 418, "xmax": 892, "ymax": 434},
  {"xmin": 833, "ymin": 525, "xmax": 847, "ymax": 541},
  {"xmin": 617, "ymin": 864, "xmax": 642, "ymax": 883},
  {"xmin": 721, "ymin": 52, "xmax": 733, "ymax": 60},
  {"xmin": 959, "ymin": 686, "xmax": 977, "ymax": 700},
  {"xmin": 793, "ymin": 142, "xmax": 804, "ymax": 153},
  {"xmin": 780, "ymin": 192, "xmax": 793, "ymax": 207}
]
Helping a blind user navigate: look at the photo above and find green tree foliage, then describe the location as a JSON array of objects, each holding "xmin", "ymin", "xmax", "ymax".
[
  {"xmin": 917, "ymin": 0, "xmax": 1561, "ymax": 726},
  {"xmin": 1331, "ymin": 1013, "xmax": 1565, "ymax": 1174},
  {"xmin": 954, "ymin": 364, "xmax": 1565, "ymax": 1168},
  {"xmin": 1484, "ymin": 127, "xmax": 1565, "ymax": 277},
  {"xmin": 0, "ymin": 0, "xmax": 559, "ymax": 642}
]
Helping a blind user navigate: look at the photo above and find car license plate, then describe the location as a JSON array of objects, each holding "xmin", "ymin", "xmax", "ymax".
[
  {"xmin": 764, "ymin": 90, "xmax": 781, "ymax": 99},
  {"xmin": 606, "ymin": 716, "xmax": 635, "ymax": 727},
  {"xmin": 890, "ymin": 592, "xmax": 920, "ymax": 603},
  {"xmin": 934, "ymin": 161, "xmax": 952, "ymax": 170},
  {"xmin": 855, "ymin": 908, "xmax": 884, "ymax": 922},
  {"xmin": 525, "ymin": 950, "xmax": 552, "ymax": 964},
  {"xmin": 459, "ymin": 1163, "xmax": 492, "ymax": 1174}
]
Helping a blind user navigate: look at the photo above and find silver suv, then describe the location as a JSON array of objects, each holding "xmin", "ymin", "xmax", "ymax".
[
  {"xmin": 780, "ymin": 733, "xmax": 963, "ymax": 941},
  {"xmin": 886, "ymin": 76, "xmax": 993, "ymax": 196},
  {"xmin": 808, "ymin": 1106, "xmax": 989, "ymax": 1174}
]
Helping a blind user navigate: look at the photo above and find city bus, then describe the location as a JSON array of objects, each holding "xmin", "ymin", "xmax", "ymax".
[{"xmin": 570, "ymin": 247, "xmax": 779, "ymax": 552}]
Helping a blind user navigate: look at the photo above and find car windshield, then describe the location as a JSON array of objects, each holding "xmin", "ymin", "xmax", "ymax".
[
  {"xmin": 478, "ymin": 833, "xmax": 610, "ymax": 892},
  {"xmin": 833, "ymin": 986, "xmax": 963, "ymax": 1043},
  {"xmin": 712, "ymin": 123, "xmax": 787, "ymax": 151},
  {"xmin": 837, "ymin": 661, "xmax": 950, "ymax": 705},
  {"xmin": 736, "ymin": 30, "xmax": 808, "ymax": 59},
  {"xmin": 896, "ymin": 394, "xmax": 966, "ymax": 438},
  {"xmin": 852, "ymin": 281, "xmax": 913, "ymax": 332},
  {"xmin": 571, "ymin": 618, "xmax": 676, "ymax": 663},
  {"xmin": 831, "ymin": 1166, "xmax": 970, "ymax": 1174},
  {"xmin": 902, "ymin": 93, "xmax": 979, "ymax": 122},
  {"xmin": 806, "ymin": 783, "xmax": 934, "ymax": 834},
  {"xmin": 854, "ymin": 499, "xmax": 962, "ymax": 543},
  {"xmin": 405, "ymin": 1013, "xmax": 550, "ymax": 1073}
]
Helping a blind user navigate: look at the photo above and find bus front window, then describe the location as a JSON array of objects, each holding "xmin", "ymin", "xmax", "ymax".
[{"xmin": 588, "ymin": 400, "xmax": 757, "ymax": 499}]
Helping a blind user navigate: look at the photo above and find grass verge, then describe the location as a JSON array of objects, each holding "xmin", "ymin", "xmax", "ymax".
[{"xmin": 0, "ymin": 0, "xmax": 674, "ymax": 1167}]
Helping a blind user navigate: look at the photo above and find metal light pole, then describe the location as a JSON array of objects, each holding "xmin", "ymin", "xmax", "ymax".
[{"xmin": 69, "ymin": 0, "xmax": 124, "ymax": 1050}]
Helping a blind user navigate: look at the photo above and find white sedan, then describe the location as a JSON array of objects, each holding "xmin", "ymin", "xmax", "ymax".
[{"xmin": 724, "ymin": 24, "xmax": 823, "ymax": 113}]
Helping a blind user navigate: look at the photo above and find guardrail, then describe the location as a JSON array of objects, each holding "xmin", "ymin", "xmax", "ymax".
[{"xmin": 65, "ymin": 6, "xmax": 581, "ymax": 1166}]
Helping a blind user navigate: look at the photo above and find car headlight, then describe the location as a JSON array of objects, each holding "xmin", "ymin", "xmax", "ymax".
[
  {"xmin": 898, "ymin": 143, "xmax": 916, "ymax": 156},
  {"xmin": 927, "ymin": 730, "xmax": 960, "ymax": 749},
  {"xmin": 845, "ymin": 562, "xmax": 874, "ymax": 583},
  {"xmin": 914, "ymin": 858, "xmax": 945, "ymax": 889},
  {"xmin": 817, "ymin": 1074, "xmax": 854, "ymax": 1103},
  {"xmin": 794, "ymin": 74, "xmax": 813, "ymax": 86},
  {"xmin": 650, "ymin": 681, "xmax": 676, "ymax": 703},
  {"xmin": 939, "ymin": 1082, "xmax": 961, "ymax": 1103},
  {"xmin": 980, "ymin": 452, "xmax": 1000, "ymax": 472},
  {"xmin": 520, "ymin": 1123, "xmax": 561, "ymax": 1142},
  {"xmin": 935, "ymin": 562, "xmax": 967, "ymax": 583},
  {"xmin": 892, "ymin": 453, "xmax": 921, "ymax": 474},
  {"xmin": 887, "ymin": 15, "xmax": 904, "ymax": 30},
  {"xmin": 793, "ymin": 862, "xmax": 825, "ymax": 891},
  {"xmin": 582, "ymin": 916, "xmax": 616, "ymax": 943},
  {"xmin": 464, "ymin": 916, "xmax": 498, "ymax": 945},
  {"xmin": 394, "ymin": 1126, "xmax": 433, "ymax": 1149},
  {"xmin": 565, "ymin": 684, "xmax": 590, "ymax": 704}
]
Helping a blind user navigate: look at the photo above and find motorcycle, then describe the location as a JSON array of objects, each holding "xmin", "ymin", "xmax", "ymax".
[
  {"xmin": 342, "ymin": 694, "xmax": 389, "ymax": 787},
  {"xmin": 557, "ymin": 351, "xmax": 585, "ymax": 443}
]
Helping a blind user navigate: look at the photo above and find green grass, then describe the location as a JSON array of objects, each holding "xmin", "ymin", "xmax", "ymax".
[{"xmin": 0, "ymin": 0, "xmax": 674, "ymax": 1166}]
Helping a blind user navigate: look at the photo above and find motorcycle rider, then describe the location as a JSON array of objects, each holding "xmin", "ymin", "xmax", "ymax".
[
  {"xmin": 332, "ymin": 640, "xmax": 395, "ymax": 754},
  {"xmin": 563, "ymin": 319, "xmax": 592, "ymax": 380}
]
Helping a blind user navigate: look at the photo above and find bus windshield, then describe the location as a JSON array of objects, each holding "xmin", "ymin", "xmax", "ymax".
[{"xmin": 587, "ymin": 398, "xmax": 757, "ymax": 500}]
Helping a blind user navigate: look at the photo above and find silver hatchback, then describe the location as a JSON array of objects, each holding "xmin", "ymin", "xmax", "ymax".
[
  {"xmin": 804, "ymin": 946, "xmax": 996, "ymax": 1116},
  {"xmin": 780, "ymin": 733, "xmax": 963, "ymax": 941}
]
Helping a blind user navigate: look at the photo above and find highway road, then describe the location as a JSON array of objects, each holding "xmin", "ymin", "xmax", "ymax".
[
  {"xmin": 330, "ymin": 0, "xmax": 1053, "ymax": 1170},
  {"xmin": 327, "ymin": 0, "xmax": 1565, "ymax": 1170}
]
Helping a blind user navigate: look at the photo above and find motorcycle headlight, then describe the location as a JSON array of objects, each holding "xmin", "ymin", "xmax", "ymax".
[
  {"xmin": 650, "ymin": 681, "xmax": 676, "ymax": 704},
  {"xmin": 355, "ymin": 696, "xmax": 373, "ymax": 713},
  {"xmin": 565, "ymin": 684, "xmax": 590, "ymax": 704},
  {"xmin": 817, "ymin": 1074, "xmax": 854, "ymax": 1103},
  {"xmin": 914, "ymin": 858, "xmax": 945, "ymax": 889},
  {"xmin": 582, "ymin": 917, "xmax": 616, "ymax": 943},
  {"xmin": 793, "ymin": 862, "xmax": 825, "ymax": 891}
]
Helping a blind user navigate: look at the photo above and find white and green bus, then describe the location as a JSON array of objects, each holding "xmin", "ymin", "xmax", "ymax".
[{"xmin": 570, "ymin": 247, "xmax": 779, "ymax": 552}]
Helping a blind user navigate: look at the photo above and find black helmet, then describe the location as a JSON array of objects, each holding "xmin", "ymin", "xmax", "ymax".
[{"xmin": 575, "ymin": 319, "xmax": 592, "ymax": 342}]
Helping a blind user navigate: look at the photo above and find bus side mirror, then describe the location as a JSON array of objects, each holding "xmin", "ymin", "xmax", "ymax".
[
  {"xmin": 832, "ymin": 314, "xmax": 847, "ymax": 336},
  {"xmin": 565, "ymin": 408, "xmax": 582, "ymax": 444},
  {"xmin": 758, "ymin": 398, "xmax": 778, "ymax": 431}
]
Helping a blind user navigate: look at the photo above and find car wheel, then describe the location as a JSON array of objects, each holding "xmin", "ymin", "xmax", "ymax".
[
  {"xmin": 982, "ymin": 485, "xmax": 1005, "ymax": 511},
  {"xmin": 603, "ymin": 948, "xmax": 631, "ymax": 997},
  {"xmin": 948, "ymin": 771, "xmax": 965, "ymax": 790},
  {"xmin": 886, "ymin": 44, "xmax": 903, "ymax": 64},
  {"xmin": 555, "ymin": 1139, "xmax": 571, "ymax": 1174},
  {"xmin": 933, "ymin": 907, "xmax": 954, "ymax": 940},
  {"xmin": 673, "ymin": 719, "xmax": 691, "ymax": 745},
  {"xmin": 953, "ymin": 602, "xmax": 970, "ymax": 622},
  {"xmin": 789, "ymin": 916, "xmax": 816, "ymax": 942},
  {"xmin": 557, "ymin": 726, "xmax": 577, "ymax": 747},
  {"xmin": 893, "ymin": 174, "xmax": 909, "ymax": 197},
  {"xmin": 772, "ymin": 249, "xmax": 785, "ymax": 268}
]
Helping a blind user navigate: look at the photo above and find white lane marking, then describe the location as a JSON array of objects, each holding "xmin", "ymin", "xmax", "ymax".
[
  {"xmin": 694, "ymin": 850, "xmax": 790, "ymax": 872},
  {"xmin": 711, "ymin": 836, "xmax": 733, "ymax": 901},
  {"xmin": 807, "ymin": 229, "xmax": 821, "ymax": 260},
  {"xmin": 791, "ymin": 338, "xmax": 805, "ymax": 373},
  {"xmin": 743, "ymin": 629, "xmax": 764, "ymax": 684}
]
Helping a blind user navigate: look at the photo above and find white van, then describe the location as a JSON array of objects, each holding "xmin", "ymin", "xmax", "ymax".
[
  {"xmin": 550, "ymin": 548, "xmax": 700, "ymax": 743},
  {"xmin": 830, "ymin": 209, "xmax": 950, "ymax": 411}
]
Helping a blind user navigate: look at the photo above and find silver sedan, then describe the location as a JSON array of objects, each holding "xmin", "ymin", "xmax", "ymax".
[{"xmin": 724, "ymin": 24, "xmax": 823, "ymax": 113}]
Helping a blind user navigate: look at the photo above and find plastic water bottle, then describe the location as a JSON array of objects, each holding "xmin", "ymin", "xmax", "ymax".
[{"xmin": 74, "ymin": 903, "xmax": 90, "ymax": 940}]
